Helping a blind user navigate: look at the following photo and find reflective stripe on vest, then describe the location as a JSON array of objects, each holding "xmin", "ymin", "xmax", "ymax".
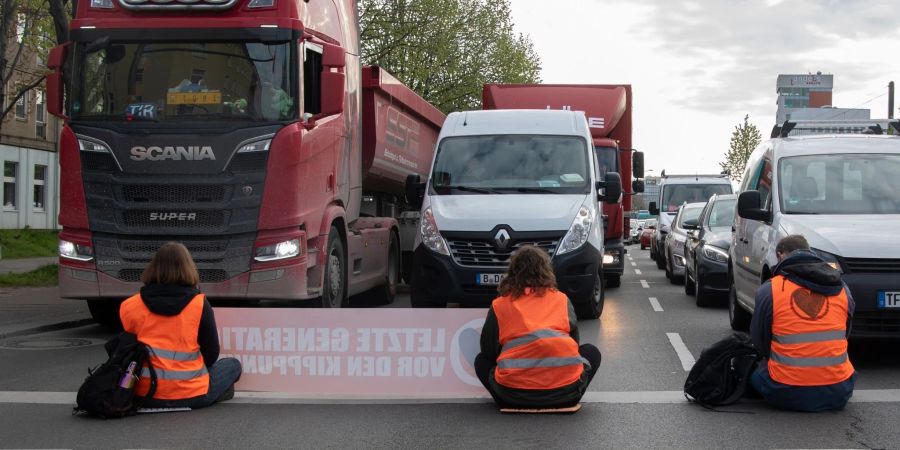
[
  {"xmin": 768, "ymin": 275, "xmax": 854, "ymax": 387},
  {"xmin": 148, "ymin": 346, "xmax": 202, "ymax": 362},
  {"xmin": 497, "ymin": 356, "xmax": 587, "ymax": 369},
  {"xmin": 142, "ymin": 366, "xmax": 209, "ymax": 381},
  {"xmin": 501, "ymin": 329, "xmax": 568, "ymax": 353}
]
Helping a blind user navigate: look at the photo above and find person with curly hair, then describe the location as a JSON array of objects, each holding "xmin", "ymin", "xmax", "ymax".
[{"xmin": 475, "ymin": 245, "xmax": 601, "ymax": 409}]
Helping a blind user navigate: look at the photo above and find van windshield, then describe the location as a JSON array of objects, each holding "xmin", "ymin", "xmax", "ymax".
[
  {"xmin": 661, "ymin": 184, "xmax": 732, "ymax": 212},
  {"xmin": 779, "ymin": 154, "xmax": 900, "ymax": 214},
  {"xmin": 430, "ymin": 135, "xmax": 590, "ymax": 195}
]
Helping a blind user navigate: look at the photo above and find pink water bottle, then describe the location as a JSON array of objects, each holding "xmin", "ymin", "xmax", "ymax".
[{"xmin": 119, "ymin": 361, "xmax": 137, "ymax": 389}]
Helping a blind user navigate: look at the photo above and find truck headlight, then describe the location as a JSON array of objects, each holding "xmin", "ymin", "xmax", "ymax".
[
  {"xmin": 59, "ymin": 240, "xmax": 94, "ymax": 262},
  {"xmin": 255, "ymin": 239, "xmax": 300, "ymax": 262},
  {"xmin": 420, "ymin": 207, "xmax": 449, "ymax": 256},
  {"xmin": 702, "ymin": 245, "xmax": 729, "ymax": 263},
  {"xmin": 237, "ymin": 138, "xmax": 272, "ymax": 153},
  {"xmin": 78, "ymin": 137, "xmax": 112, "ymax": 153},
  {"xmin": 557, "ymin": 206, "xmax": 593, "ymax": 256}
]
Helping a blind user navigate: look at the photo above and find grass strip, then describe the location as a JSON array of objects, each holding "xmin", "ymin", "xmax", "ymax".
[{"xmin": 0, "ymin": 264, "xmax": 58, "ymax": 287}]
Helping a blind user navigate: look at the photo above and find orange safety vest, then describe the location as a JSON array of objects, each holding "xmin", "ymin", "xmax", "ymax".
[
  {"xmin": 768, "ymin": 275, "xmax": 854, "ymax": 387},
  {"xmin": 492, "ymin": 289, "xmax": 584, "ymax": 390},
  {"xmin": 120, "ymin": 292, "xmax": 210, "ymax": 400}
]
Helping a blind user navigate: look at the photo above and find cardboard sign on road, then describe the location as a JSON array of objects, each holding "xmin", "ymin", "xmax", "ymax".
[{"xmin": 215, "ymin": 308, "xmax": 487, "ymax": 396}]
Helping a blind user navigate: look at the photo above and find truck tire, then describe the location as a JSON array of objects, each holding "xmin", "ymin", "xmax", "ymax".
[
  {"xmin": 88, "ymin": 300, "xmax": 123, "ymax": 329},
  {"xmin": 574, "ymin": 273, "xmax": 604, "ymax": 320},
  {"xmin": 321, "ymin": 226, "xmax": 348, "ymax": 308},
  {"xmin": 729, "ymin": 284, "xmax": 751, "ymax": 331},
  {"xmin": 606, "ymin": 275, "xmax": 621, "ymax": 288},
  {"xmin": 357, "ymin": 231, "xmax": 400, "ymax": 306}
]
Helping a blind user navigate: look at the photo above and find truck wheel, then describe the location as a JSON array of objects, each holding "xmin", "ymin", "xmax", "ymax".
[
  {"xmin": 606, "ymin": 275, "xmax": 621, "ymax": 288},
  {"xmin": 87, "ymin": 300, "xmax": 123, "ymax": 329},
  {"xmin": 321, "ymin": 226, "xmax": 348, "ymax": 308},
  {"xmin": 729, "ymin": 284, "xmax": 751, "ymax": 331},
  {"xmin": 357, "ymin": 231, "xmax": 400, "ymax": 306},
  {"xmin": 574, "ymin": 274, "xmax": 604, "ymax": 320}
]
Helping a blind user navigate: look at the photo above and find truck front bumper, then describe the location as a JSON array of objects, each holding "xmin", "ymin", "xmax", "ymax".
[{"xmin": 411, "ymin": 243, "xmax": 601, "ymax": 307}]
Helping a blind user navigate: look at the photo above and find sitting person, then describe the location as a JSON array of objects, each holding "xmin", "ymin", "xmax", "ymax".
[
  {"xmin": 119, "ymin": 242, "xmax": 242, "ymax": 409},
  {"xmin": 750, "ymin": 235, "xmax": 856, "ymax": 412},
  {"xmin": 475, "ymin": 246, "xmax": 601, "ymax": 409}
]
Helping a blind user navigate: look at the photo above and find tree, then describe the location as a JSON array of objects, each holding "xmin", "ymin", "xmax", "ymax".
[
  {"xmin": 359, "ymin": 0, "xmax": 541, "ymax": 114},
  {"xmin": 720, "ymin": 114, "xmax": 762, "ymax": 182}
]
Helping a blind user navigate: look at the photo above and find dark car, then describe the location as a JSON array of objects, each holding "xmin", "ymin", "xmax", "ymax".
[
  {"xmin": 683, "ymin": 194, "xmax": 737, "ymax": 306},
  {"xmin": 640, "ymin": 219, "xmax": 656, "ymax": 249}
]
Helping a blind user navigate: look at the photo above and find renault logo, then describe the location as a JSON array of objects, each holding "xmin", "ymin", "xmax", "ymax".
[{"xmin": 494, "ymin": 229, "xmax": 511, "ymax": 250}]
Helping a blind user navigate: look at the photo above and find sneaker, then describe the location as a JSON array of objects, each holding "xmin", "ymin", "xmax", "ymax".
[{"xmin": 216, "ymin": 385, "xmax": 235, "ymax": 402}]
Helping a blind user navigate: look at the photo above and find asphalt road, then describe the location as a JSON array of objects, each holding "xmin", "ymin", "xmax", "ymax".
[{"xmin": 1, "ymin": 246, "xmax": 898, "ymax": 449}]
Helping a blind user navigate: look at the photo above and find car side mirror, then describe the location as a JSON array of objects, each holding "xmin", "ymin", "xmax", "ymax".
[
  {"xmin": 597, "ymin": 172, "xmax": 622, "ymax": 203},
  {"xmin": 682, "ymin": 218, "xmax": 699, "ymax": 230},
  {"xmin": 737, "ymin": 190, "xmax": 771, "ymax": 222},
  {"xmin": 632, "ymin": 151, "xmax": 644, "ymax": 179},
  {"xmin": 317, "ymin": 42, "xmax": 346, "ymax": 119},
  {"xmin": 649, "ymin": 201, "xmax": 659, "ymax": 216},
  {"xmin": 405, "ymin": 174, "xmax": 425, "ymax": 209},
  {"xmin": 632, "ymin": 179, "xmax": 645, "ymax": 194}
]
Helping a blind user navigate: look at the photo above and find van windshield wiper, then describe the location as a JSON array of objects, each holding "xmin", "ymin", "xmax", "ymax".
[
  {"xmin": 503, "ymin": 187, "xmax": 557, "ymax": 194},
  {"xmin": 442, "ymin": 185, "xmax": 497, "ymax": 194}
]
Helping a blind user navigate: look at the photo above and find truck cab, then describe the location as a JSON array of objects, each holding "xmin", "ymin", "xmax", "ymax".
[{"xmin": 407, "ymin": 109, "xmax": 621, "ymax": 319}]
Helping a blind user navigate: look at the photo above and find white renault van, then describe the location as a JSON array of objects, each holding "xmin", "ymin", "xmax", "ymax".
[
  {"xmin": 405, "ymin": 110, "xmax": 621, "ymax": 319},
  {"xmin": 730, "ymin": 134, "xmax": 900, "ymax": 337}
]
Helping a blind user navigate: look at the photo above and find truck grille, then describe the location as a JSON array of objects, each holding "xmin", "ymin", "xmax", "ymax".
[
  {"xmin": 123, "ymin": 185, "xmax": 227, "ymax": 203},
  {"xmin": 844, "ymin": 258, "xmax": 900, "ymax": 274},
  {"xmin": 122, "ymin": 210, "xmax": 226, "ymax": 229},
  {"xmin": 447, "ymin": 238, "xmax": 560, "ymax": 268},
  {"xmin": 116, "ymin": 269, "xmax": 231, "ymax": 283},
  {"xmin": 228, "ymin": 152, "xmax": 268, "ymax": 173},
  {"xmin": 81, "ymin": 152, "xmax": 119, "ymax": 172}
]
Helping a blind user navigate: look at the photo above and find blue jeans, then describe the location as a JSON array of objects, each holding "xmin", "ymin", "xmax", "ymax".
[
  {"xmin": 750, "ymin": 362, "xmax": 855, "ymax": 412},
  {"xmin": 141, "ymin": 357, "xmax": 243, "ymax": 409}
]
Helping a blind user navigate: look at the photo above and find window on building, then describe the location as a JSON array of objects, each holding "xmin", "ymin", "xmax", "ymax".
[
  {"xmin": 14, "ymin": 90, "xmax": 27, "ymax": 120},
  {"xmin": 35, "ymin": 91, "xmax": 46, "ymax": 138},
  {"xmin": 4, "ymin": 162, "xmax": 17, "ymax": 210},
  {"xmin": 33, "ymin": 165, "xmax": 46, "ymax": 211}
]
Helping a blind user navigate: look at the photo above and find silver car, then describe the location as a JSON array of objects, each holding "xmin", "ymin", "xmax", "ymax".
[{"xmin": 664, "ymin": 202, "xmax": 706, "ymax": 283}]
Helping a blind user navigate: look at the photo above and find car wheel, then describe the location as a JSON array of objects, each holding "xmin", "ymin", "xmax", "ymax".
[
  {"xmin": 656, "ymin": 244, "xmax": 666, "ymax": 270},
  {"xmin": 684, "ymin": 267, "xmax": 696, "ymax": 296},
  {"xmin": 574, "ymin": 273, "xmax": 604, "ymax": 320},
  {"xmin": 729, "ymin": 283, "xmax": 751, "ymax": 331}
]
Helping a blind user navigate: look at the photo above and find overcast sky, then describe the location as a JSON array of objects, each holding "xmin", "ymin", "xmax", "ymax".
[{"xmin": 507, "ymin": 0, "xmax": 900, "ymax": 177}]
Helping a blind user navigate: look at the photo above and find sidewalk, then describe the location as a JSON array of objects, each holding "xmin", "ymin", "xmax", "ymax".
[{"xmin": 0, "ymin": 256, "xmax": 58, "ymax": 274}]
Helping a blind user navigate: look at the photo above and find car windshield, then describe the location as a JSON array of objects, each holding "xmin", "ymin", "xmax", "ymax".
[
  {"xmin": 72, "ymin": 40, "xmax": 296, "ymax": 123},
  {"xmin": 677, "ymin": 205, "xmax": 704, "ymax": 228},
  {"xmin": 706, "ymin": 199, "xmax": 736, "ymax": 229},
  {"xmin": 430, "ymin": 135, "xmax": 590, "ymax": 195},
  {"xmin": 662, "ymin": 183, "xmax": 732, "ymax": 212},
  {"xmin": 779, "ymin": 154, "xmax": 900, "ymax": 214}
]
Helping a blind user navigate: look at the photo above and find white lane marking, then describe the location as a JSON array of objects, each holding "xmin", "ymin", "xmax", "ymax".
[
  {"xmin": 666, "ymin": 332, "xmax": 696, "ymax": 371},
  {"xmin": 640, "ymin": 280, "xmax": 650, "ymax": 289},
  {"xmin": 635, "ymin": 269, "xmax": 642, "ymax": 275},
  {"xmin": 649, "ymin": 297, "xmax": 663, "ymax": 312},
  {"xmin": 631, "ymin": 262, "xmax": 637, "ymax": 267},
  {"xmin": 5, "ymin": 390, "xmax": 900, "ymax": 405}
]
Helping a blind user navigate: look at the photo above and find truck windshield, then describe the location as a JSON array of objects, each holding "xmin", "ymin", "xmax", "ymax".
[
  {"xmin": 779, "ymin": 154, "xmax": 900, "ymax": 214},
  {"xmin": 431, "ymin": 135, "xmax": 590, "ymax": 195},
  {"xmin": 661, "ymin": 184, "xmax": 731, "ymax": 212},
  {"xmin": 72, "ymin": 40, "xmax": 295, "ymax": 123},
  {"xmin": 595, "ymin": 146, "xmax": 619, "ymax": 178}
]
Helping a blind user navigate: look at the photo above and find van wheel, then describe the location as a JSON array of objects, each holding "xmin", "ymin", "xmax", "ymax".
[
  {"xmin": 88, "ymin": 300, "xmax": 123, "ymax": 329},
  {"xmin": 321, "ymin": 226, "xmax": 348, "ymax": 308},
  {"xmin": 729, "ymin": 284, "xmax": 751, "ymax": 331},
  {"xmin": 575, "ymin": 273, "xmax": 604, "ymax": 320},
  {"xmin": 356, "ymin": 231, "xmax": 400, "ymax": 306}
]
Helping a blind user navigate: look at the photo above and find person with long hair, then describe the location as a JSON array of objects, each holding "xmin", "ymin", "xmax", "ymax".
[
  {"xmin": 119, "ymin": 242, "xmax": 242, "ymax": 409},
  {"xmin": 475, "ymin": 245, "xmax": 601, "ymax": 409}
]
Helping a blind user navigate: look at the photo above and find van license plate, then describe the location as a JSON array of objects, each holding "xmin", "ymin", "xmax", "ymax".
[
  {"xmin": 878, "ymin": 291, "xmax": 900, "ymax": 309},
  {"xmin": 477, "ymin": 273, "xmax": 505, "ymax": 285}
]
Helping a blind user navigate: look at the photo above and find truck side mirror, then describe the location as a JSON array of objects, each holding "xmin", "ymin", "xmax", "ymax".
[
  {"xmin": 632, "ymin": 179, "xmax": 645, "ymax": 193},
  {"xmin": 597, "ymin": 172, "xmax": 622, "ymax": 203},
  {"xmin": 405, "ymin": 174, "xmax": 425, "ymax": 209},
  {"xmin": 318, "ymin": 42, "xmax": 345, "ymax": 118},
  {"xmin": 737, "ymin": 190, "xmax": 770, "ymax": 222},
  {"xmin": 632, "ymin": 151, "xmax": 644, "ymax": 179},
  {"xmin": 649, "ymin": 201, "xmax": 659, "ymax": 216},
  {"xmin": 46, "ymin": 43, "xmax": 70, "ymax": 118}
]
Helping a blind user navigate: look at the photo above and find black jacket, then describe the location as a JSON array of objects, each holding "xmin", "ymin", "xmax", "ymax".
[{"xmin": 138, "ymin": 284, "xmax": 220, "ymax": 367}]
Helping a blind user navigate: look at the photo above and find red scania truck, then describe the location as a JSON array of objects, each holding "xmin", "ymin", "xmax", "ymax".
[
  {"xmin": 45, "ymin": 0, "xmax": 444, "ymax": 325},
  {"xmin": 482, "ymin": 84, "xmax": 644, "ymax": 287}
]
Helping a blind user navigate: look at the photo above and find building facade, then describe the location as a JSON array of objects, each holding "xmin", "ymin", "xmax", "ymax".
[{"xmin": 776, "ymin": 73, "xmax": 834, "ymax": 124}]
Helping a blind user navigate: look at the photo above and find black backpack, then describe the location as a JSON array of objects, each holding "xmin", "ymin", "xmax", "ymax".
[
  {"xmin": 74, "ymin": 332, "xmax": 157, "ymax": 418},
  {"xmin": 684, "ymin": 333, "xmax": 761, "ymax": 407}
]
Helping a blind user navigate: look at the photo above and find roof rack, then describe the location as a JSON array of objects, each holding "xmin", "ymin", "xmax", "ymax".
[
  {"xmin": 660, "ymin": 173, "xmax": 729, "ymax": 179},
  {"xmin": 772, "ymin": 120, "xmax": 900, "ymax": 138}
]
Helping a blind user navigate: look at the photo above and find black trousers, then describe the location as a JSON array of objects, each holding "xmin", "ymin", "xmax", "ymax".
[{"xmin": 475, "ymin": 344, "xmax": 601, "ymax": 408}]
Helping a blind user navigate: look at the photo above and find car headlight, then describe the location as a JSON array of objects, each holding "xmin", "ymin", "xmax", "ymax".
[
  {"xmin": 557, "ymin": 206, "xmax": 593, "ymax": 256},
  {"xmin": 810, "ymin": 248, "xmax": 843, "ymax": 273},
  {"xmin": 420, "ymin": 207, "xmax": 449, "ymax": 256},
  {"xmin": 702, "ymin": 245, "xmax": 729, "ymax": 263},
  {"xmin": 59, "ymin": 240, "xmax": 94, "ymax": 262},
  {"xmin": 255, "ymin": 239, "xmax": 300, "ymax": 262}
]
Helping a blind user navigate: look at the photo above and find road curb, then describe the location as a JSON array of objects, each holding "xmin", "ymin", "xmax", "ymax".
[{"xmin": 0, "ymin": 318, "xmax": 96, "ymax": 340}]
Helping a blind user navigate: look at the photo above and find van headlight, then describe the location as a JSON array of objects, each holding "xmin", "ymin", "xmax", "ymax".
[
  {"xmin": 255, "ymin": 239, "xmax": 300, "ymax": 262},
  {"xmin": 557, "ymin": 206, "xmax": 593, "ymax": 256},
  {"xmin": 421, "ymin": 207, "xmax": 449, "ymax": 256},
  {"xmin": 810, "ymin": 248, "xmax": 843, "ymax": 273}
]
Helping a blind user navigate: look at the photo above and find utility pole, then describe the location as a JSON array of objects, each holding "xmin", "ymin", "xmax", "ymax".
[{"xmin": 890, "ymin": 81, "xmax": 895, "ymax": 119}]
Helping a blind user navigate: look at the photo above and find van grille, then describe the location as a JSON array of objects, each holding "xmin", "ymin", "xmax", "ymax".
[
  {"xmin": 447, "ymin": 239, "xmax": 560, "ymax": 268},
  {"xmin": 844, "ymin": 258, "xmax": 900, "ymax": 274},
  {"xmin": 852, "ymin": 311, "xmax": 900, "ymax": 336}
]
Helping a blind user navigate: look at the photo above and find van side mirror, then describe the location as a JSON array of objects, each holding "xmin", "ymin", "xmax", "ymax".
[
  {"xmin": 682, "ymin": 218, "xmax": 699, "ymax": 230},
  {"xmin": 632, "ymin": 179, "xmax": 645, "ymax": 193},
  {"xmin": 405, "ymin": 174, "xmax": 425, "ymax": 209},
  {"xmin": 649, "ymin": 201, "xmax": 659, "ymax": 216},
  {"xmin": 632, "ymin": 151, "xmax": 644, "ymax": 179},
  {"xmin": 46, "ymin": 43, "xmax": 70, "ymax": 118},
  {"xmin": 597, "ymin": 172, "xmax": 622, "ymax": 203},
  {"xmin": 737, "ymin": 190, "xmax": 770, "ymax": 222},
  {"xmin": 317, "ymin": 42, "xmax": 345, "ymax": 118}
]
